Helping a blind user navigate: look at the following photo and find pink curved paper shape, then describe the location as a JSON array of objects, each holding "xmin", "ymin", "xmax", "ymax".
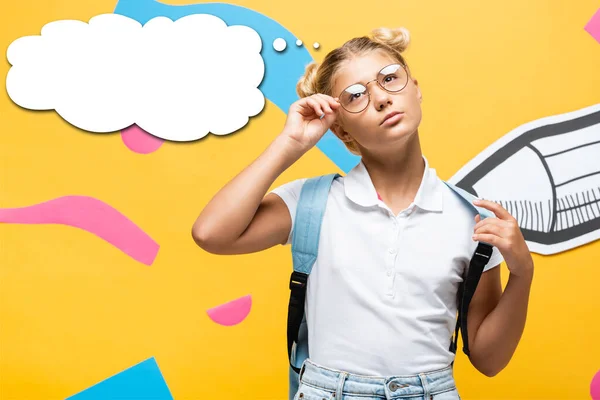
[
  {"xmin": 0, "ymin": 196, "xmax": 159, "ymax": 265},
  {"xmin": 121, "ymin": 124, "xmax": 164, "ymax": 154},
  {"xmin": 207, "ymin": 295, "xmax": 252, "ymax": 326},
  {"xmin": 592, "ymin": 369, "xmax": 600, "ymax": 400}
]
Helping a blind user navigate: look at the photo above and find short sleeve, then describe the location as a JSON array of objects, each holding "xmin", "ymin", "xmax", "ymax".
[
  {"xmin": 483, "ymin": 245, "xmax": 504, "ymax": 272},
  {"xmin": 269, "ymin": 178, "xmax": 307, "ymax": 245}
]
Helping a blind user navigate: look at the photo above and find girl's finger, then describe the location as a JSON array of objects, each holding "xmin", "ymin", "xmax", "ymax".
[
  {"xmin": 473, "ymin": 199, "xmax": 512, "ymax": 220},
  {"xmin": 316, "ymin": 94, "xmax": 340, "ymax": 110},
  {"xmin": 474, "ymin": 224, "xmax": 503, "ymax": 237},
  {"xmin": 474, "ymin": 217, "xmax": 504, "ymax": 232},
  {"xmin": 304, "ymin": 98, "xmax": 324, "ymax": 117},
  {"xmin": 472, "ymin": 233, "xmax": 503, "ymax": 247},
  {"xmin": 312, "ymin": 94, "xmax": 334, "ymax": 114}
]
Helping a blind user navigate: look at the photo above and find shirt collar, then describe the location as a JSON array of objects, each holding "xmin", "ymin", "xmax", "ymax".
[{"xmin": 343, "ymin": 155, "xmax": 443, "ymax": 212}]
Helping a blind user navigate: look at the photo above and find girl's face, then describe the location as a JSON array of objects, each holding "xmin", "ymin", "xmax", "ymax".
[{"xmin": 330, "ymin": 50, "xmax": 422, "ymax": 154}]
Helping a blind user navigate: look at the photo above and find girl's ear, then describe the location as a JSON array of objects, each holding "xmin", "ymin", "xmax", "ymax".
[
  {"xmin": 413, "ymin": 78, "xmax": 422, "ymax": 103},
  {"xmin": 331, "ymin": 122, "xmax": 353, "ymax": 143}
]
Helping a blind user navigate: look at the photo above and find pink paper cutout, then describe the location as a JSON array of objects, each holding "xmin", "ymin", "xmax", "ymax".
[
  {"xmin": 121, "ymin": 124, "xmax": 164, "ymax": 154},
  {"xmin": 0, "ymin": 196, "xmax": 159, "ymax": 265},
  {"xmin": 585, "ymin": 8, "xmax": 600, "ymax": 44},
  {"xmin": 592, "ymin": 369, "xmax": 600, "ymax": 400},
  {"xmin": 207, "ymin": 295, "xmax": 252, "ymax": 326}
]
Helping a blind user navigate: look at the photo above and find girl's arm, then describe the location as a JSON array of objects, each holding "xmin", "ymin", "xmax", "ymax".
[
  {"xmin": 192, "ymin": 94, "xmax": 341, "ymax": 255},
  {"xmin": 465, "ymin": 200, "xmax": 535, "ymax": 377},
  {"xmin": 466, "ymin": 263, "xmax": 533, "ymax": 377},
  {"xmin": 192, "ymin": 136, "xmax": 303, "ymax": 255}
]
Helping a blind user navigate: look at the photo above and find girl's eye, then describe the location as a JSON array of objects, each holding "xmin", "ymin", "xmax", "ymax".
[{"xmin": 345, "ymin": 92, "xmax": 362, "ymax": 103}]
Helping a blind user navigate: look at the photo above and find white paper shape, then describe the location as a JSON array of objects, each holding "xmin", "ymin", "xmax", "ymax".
[
  {"xmin": 449, "ymin": 103, "xmax": 600, "ymax": 255},
  {"xmin": 5, "ymin": 13, "xmax": 265, "ymax": 141},
  {"xmin": 273, "ymin": 38, "xmax": 286, "ymax": 51}
]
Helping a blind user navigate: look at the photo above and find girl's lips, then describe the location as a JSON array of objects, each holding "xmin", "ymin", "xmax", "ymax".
[{"xmin": 381, "ymin": 112, "xmax": 404, "ymax": 126}]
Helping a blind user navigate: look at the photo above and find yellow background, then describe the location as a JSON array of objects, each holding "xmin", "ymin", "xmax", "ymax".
[{"xmin": 1, "ymin": 0, "xmax": 600, "ymax": 399}]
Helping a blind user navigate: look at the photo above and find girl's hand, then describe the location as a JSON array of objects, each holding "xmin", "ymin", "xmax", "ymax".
[
  {"xmin": 472, "ymin": 199, "xmax": 534, "ymax": 278},
  {"xmin": 280, "ymin": 94, "xmax": 341, "ymax": 153}
]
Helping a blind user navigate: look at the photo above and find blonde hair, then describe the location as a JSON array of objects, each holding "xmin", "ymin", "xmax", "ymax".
[{"xmin": 296, "ymin": 27, "xmax": 412, "ymax": 155}]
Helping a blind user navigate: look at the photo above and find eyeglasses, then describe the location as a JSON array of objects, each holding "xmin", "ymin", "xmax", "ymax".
[{"xmin": 337, "ymin": 63, "xmax": 409, "ymax": 113}]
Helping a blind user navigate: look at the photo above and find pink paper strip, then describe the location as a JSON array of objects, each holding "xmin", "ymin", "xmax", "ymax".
[{"xmin": 0, "ymin": 196, "xmax": 159, "ymax": 265}]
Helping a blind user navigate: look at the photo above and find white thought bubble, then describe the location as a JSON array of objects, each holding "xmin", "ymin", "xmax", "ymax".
[{"xmin": 6, "ymin": 13, "xmax": 266, "ymax": 141}]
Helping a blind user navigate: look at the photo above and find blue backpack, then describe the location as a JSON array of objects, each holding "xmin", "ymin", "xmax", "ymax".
[{"xmin": 287, "ymin": 173, "xmax": 496, "ymax": 399}]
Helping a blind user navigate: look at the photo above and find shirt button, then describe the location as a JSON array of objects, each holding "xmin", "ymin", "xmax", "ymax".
[
  {"xmin": 387, "ymin": 270, "xmax": 393, "ymax": 277},
  {"xmin": 388, "ymin": 248, "xmax": 397, "ymax": 254}
]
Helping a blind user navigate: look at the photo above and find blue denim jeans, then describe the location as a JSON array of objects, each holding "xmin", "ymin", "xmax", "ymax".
[{"xmin": 293, "ymin": 359, "xmax": 460, "ymax": 400}]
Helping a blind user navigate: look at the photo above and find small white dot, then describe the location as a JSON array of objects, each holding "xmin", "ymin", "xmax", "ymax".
[
  {"xmin": 296, "ymin": 39, "xmax": 303, "ymax": 46},
  {"xmin": 313, "ymin": 42, "xmax": 320, "ymax": 49},
  {"xmin": 273, "ymin": 38, "xmax": 287, "ymax": 52}
]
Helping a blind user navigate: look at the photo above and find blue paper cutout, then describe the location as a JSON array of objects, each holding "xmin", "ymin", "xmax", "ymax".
[{"xmin": 66, "ymin": 357, "xmax": 173, "ymax": 400}]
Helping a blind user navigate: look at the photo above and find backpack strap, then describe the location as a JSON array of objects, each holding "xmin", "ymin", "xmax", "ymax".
[
  {"xmin": 287, "ymin": 173, "xmax": 339, "ymax": 398},
  {"xmin": 442, "ymin": 181, "xmax": 494, "ymax": 357}
]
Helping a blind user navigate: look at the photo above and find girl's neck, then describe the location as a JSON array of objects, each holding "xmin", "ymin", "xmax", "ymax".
[{"xmin": 360, "ymin": 132, "xmax": 425, "ymax": 210}]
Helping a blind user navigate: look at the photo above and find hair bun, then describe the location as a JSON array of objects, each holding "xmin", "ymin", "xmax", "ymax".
[
  {"xmin": 370, "ymin": 27, "xmax": 410, "ymax": 53},
  {"xmin": 296, "ymin": 61, "xmax": 319, "ymax": 98}
]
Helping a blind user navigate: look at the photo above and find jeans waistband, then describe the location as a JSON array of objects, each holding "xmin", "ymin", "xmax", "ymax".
[{"xmin": 299, "ymin": 359, "xmax": 457, "ymax": 399}]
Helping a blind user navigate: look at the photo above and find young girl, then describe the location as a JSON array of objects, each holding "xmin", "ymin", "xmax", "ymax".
[{"xmin": 192, "ymin": 27, "xmax": 534, "ymax": 400}]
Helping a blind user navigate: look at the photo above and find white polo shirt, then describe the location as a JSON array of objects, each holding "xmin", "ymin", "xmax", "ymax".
[{"xmin": 270, "ymin": 156, "xmax": 504, "ymax": 376}]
